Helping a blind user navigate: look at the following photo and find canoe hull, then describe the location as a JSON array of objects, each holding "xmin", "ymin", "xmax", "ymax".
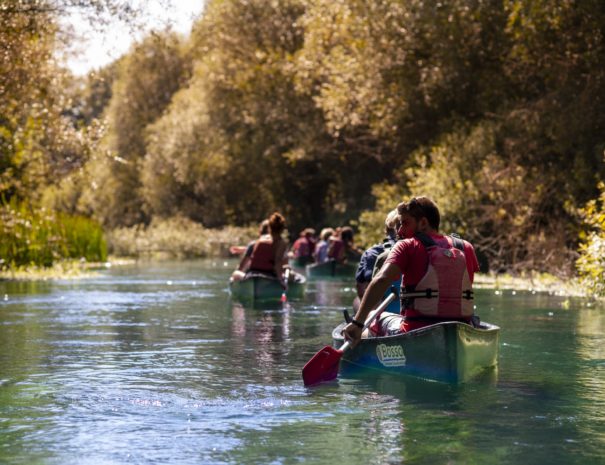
[
  {"xmin": 230, "ymin": 273, "xmax": 305, "ymax": 302},
  {"xmin": 306, "ymin": 260, "xmax": 357, "ymax": 278},
  {"xmin": 289, "ymin": 257, "xmax": 313, "ymax": 269},
  {"xmin": 331, "ymin": 321, "xmax": 500, "ymax": 383}
]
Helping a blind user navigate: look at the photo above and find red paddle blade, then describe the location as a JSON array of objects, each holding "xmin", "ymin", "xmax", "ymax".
[{"xmin": 302, "ymin": 346, "xmax": 344, "ymax": 386}]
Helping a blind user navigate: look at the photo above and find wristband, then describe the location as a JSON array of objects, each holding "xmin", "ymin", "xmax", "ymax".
[{"xmin": 350, "ymin": 318, "xmax": 364, "ymax": 329}]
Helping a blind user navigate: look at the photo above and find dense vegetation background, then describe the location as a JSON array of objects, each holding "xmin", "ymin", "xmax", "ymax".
[{"xmin": 1, "ymin": 0, "xmax": 604, "ymax": 293}]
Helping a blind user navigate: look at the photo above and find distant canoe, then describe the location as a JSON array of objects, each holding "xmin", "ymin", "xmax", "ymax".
[
  {"xmin": 288, "ymin": 256, "xmax": 314, "ymax": 269},
  {"xmin": 229, "ymin": 271, "xmax": 305, "ymax": 301},
  {"xmin": 331, "ymin": 320, "xmax": 500, "ymax": 383},
  {"xmin": 305, "ymin": 260, "xmax": 357, "ymax": 279}
]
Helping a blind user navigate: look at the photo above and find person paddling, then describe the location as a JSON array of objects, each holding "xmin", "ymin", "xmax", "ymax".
[
  {"xmin": 231, "ymin": 219, "xmax": 270, "ymax": 278},
  {"xmin": 328, "ymin": 226, "xmax": 362, "ymax": 264},
  {"xmin": 313, "ymin": 227, "xmax": 334, "ymax": 264},
  {"xmin": 231, "ymin": 212, "xmax": 289, "ymax": 288},
  {"xmin": 355, "ymin": 209, "xmax": 399, "ymax": 299},
  {"xmin": 342, "ymin": 197, "xmax": 480, "ymax": 346},
  {"xmin": 289, "ymin": 228, "xmax": 316, "ymax": 265}
]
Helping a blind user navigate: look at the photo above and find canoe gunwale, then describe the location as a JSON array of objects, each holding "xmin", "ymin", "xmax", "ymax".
[
  {"xmin": 331, "ymin": 320, "xmax": 500, "ymax": 344},
  {"xmin": 229, "ymin": 272, "xmax": 306, "ymax": 301},
  {"xmin": 305, "ymin": 260, "xmax": 357, "ymax": 278}
]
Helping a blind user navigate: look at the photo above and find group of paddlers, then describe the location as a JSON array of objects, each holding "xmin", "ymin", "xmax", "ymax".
[
  {"xmin": 229, "ymin": 215, "xmax": 362, "ymax": 285},
  {"xmin": 288, "ymin": 225, "xmax": 362, "ymax": 266},
  {"xmin": 230, "ymin": 196, "xmax": 480, "ymax": 345}
]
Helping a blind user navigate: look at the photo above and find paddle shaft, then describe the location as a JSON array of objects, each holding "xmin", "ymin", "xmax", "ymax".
[
  {"xmin": 283, "ymin": 267, "xmax": 290, "ymax": 288},
  {"xmin": 281, "ymin": 268, "xmax": 290, "ymax": 302},
  {"xmin": 301, "ymin": 292, "xmax": 396, "ymax": 386},
  {"xmin": 339, "ymin": 292, "xmax": 396, "ymax": 352}
]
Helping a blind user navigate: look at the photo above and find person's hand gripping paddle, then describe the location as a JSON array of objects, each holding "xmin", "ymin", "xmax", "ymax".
[{"xmin": 301, "ymin": 293, "xmax": 396, "ymax": 386}]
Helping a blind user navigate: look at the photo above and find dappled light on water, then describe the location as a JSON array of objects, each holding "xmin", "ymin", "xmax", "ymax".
[{"xmin": 0, "ymin": 260, "xmax": 603, "ymax": 464}]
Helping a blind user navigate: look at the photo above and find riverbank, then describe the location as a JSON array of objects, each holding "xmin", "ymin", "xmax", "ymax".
[
  {"xmin": 0, "ymin": 258, "xmax": 135, "ymax": 281},
  {"xmin": 0, "ymin": 257, "xmax": 591, "ymax": 300},
  {"xmin": 474, "ymin": 272, "xmax": 583, "ymax": 297}
]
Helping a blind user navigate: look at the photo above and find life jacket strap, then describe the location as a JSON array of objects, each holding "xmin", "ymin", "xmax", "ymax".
[
  {"xmin": 450, "ymin": 234, "xmax": 465, "ymax": 252},
  {"xmin": 400, "ymin": 289, "xmax": 474, "ymax": 306},
  {"xmin": 401, "ymin": 289, "xmax": 438, "ymax": 299}
]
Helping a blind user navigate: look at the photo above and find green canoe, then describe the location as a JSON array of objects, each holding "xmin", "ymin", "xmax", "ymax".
[
  {"xmin": 305, "ymin": 260, "xmax": 357, "ymax": 279},
  {"xmin": 331, "ymin": 320, "xmax": 500, "ymax": 383},
  {"xmin": 288, "ymin": 256, "xmax": 314, "ymax": 269},
  {"xmin": 229, "ymin": 271, "xmax": 306, "ymax": 302}
]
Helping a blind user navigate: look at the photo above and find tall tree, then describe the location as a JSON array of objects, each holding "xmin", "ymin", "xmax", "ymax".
[{"xmin": 88, "ymin": 30, "xmax": 191, "ymax": 228}]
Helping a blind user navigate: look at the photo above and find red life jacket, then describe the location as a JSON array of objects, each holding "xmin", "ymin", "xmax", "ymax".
[
  {"xmin": 400, "ymin": 233, "xmax": 474, "ymax": 319},
  {"xmin": 328, "ymin": 238, "xmax": 344, "ymax": 260},
  {"xmin": 249, "ymin": 235, "xmax": 275, "ymax": 273},
  {"xmin": 293, "ymin": 237, "xmax": 312, "ymax": 258}
]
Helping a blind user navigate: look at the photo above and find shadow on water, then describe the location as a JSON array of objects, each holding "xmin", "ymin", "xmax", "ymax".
[{"xmin": 337, "ymin": 364, "xmax": 499, "ymax": 405}]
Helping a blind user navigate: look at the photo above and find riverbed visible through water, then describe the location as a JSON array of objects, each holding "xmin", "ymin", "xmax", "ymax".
[{"xmin": 0, "ymin": 260, "xmax": 603, "ymax": 464}]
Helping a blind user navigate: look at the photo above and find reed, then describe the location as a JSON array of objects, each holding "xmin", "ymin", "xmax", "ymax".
[
  {"xmin": 106, "ymin": 216, "xmax": 258, "ymax": 258},
  {"xmin": 0, "ymin": 200, "xmax": 107, "ymax": 269}
]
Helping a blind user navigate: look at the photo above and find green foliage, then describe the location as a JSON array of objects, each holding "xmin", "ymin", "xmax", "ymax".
[
  {"xmin": 106, "ymin": 216, "xmax": 258, "ymax": 258},
  {"xmin": 356, "ymin": 183, "xmax": 405, "ymax": 250},
  {"xmin": 2, "ymin": 0, "xmax": 605, "ymax": 277},
  {"xmin": 90, "ymin": 30, "xmax": 191, "ymax": 228},
  {"xmin": 576, "ymin": 183, "xmax": 605, "ymax": 297},
  {"xmin": 141, "ymin": 0, "xmax": 335, "ymax": 229},
  {"xmin": 0, "ymin": 4, "xmax": 60, "ymax": 202},
  {"xmin": 0, "ymin": 200, "xmax": 107, "ymax": 268},
  {"xmin": 403, "ymin": 121, "xmax": 578, "ymax": 274}
]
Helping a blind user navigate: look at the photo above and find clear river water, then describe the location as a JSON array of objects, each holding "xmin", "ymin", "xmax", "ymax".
[{"xmin": 0, "ymin": 259, "xmax": 603, "ymax": 465}]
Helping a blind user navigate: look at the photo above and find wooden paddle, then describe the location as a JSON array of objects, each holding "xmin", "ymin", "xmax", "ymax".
[
  {"xmin": 281, "ymin": 268, "xmax": 290, "ymax": 303},
  {"xmin": 301, "ymin": 292, "xmax": 396, "ymax": 386}
]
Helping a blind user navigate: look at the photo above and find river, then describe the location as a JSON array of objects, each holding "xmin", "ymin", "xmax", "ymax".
[{"xmin": 0, "ymin": 260, "xmax": 603, "ymax": 464}]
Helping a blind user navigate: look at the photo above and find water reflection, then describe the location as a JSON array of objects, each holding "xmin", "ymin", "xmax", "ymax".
[
  {"xmin": 229, "ymin": 301, "xmax": 295, "ymax": 384},
  {"xmin": 1, "ymin": 261, "xmax": 605, "ymax": 465},
  {"xmin": 574, "ymin": 306, "xmax": 605, "ymax": 457}
]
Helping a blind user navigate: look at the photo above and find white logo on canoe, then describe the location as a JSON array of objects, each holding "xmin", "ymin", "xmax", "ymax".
[{"xmin": 376, "ymin": 344, "xmax": 406, "ymax": 367}]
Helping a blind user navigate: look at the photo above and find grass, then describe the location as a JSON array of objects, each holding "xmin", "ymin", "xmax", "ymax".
[
  {"xmin": 0, "ymin": 200, "xmax": 107, "ymax": 269},
  {"xmin": 106, "ymin": 216, "xmax": 258, "ymax": 259}
]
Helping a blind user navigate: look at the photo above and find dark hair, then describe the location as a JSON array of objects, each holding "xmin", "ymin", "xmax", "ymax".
[
  {"xmin": 397, "ymin": 196, "xmax": 440, "ymax": 230},
  {"xmin": 268, "ymin": 212, "xmax": 286, "ymax": 235},
  {"xmin": 340, "ymin": 226, "xmax": 354, "ymax": 243}
]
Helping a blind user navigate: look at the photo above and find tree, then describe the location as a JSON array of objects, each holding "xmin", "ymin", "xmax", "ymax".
[{"xmin": 87, "ymin": 30, "xmax": 191, "ymax": 228}]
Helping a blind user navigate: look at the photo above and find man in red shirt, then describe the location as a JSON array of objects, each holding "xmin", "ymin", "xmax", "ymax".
[{"xmin": 342, "ymin": 196, "xmax": 480, "ymax": 346}]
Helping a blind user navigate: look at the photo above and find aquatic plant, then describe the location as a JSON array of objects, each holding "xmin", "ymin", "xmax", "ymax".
[{"xmin": 0, "ymin": 200, "xmax": 107, "ymax": 269}]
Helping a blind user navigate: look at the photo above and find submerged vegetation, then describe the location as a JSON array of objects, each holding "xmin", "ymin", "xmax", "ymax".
[{"xmin": 0, "ymin": 0, "xmax": 604, "ymax": 295}]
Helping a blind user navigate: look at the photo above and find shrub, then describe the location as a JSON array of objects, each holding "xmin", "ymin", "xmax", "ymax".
[
  {"xmin": 355, "ymin": 183, "xmax": 406, "ymax": 250},
  {"xmin": 106, "ymin": 216, "xmax": 259, "ymax": 258},
  {"xmin": 576, "ymin": 183, "xmax": 605, "ymax": 297}
]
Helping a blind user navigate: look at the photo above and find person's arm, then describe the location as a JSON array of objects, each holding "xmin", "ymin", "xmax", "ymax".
[
  {"xmin": 238, "ymin": 242, "xmax": 255, "ymax": 271},
  {"xmin": 238, "ymin": 256, "xmax": 251, "ymax": 272},
  {"xmin": 342, "ymin": 262, "xmax": 401, "ymax": 347}
]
